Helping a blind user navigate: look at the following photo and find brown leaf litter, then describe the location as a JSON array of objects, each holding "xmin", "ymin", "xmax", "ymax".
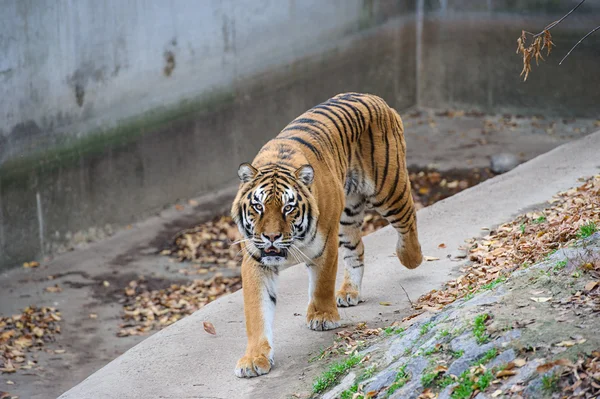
[
  {"xmin": 1, "ymin": 306, "xmax": 62, "ymax": 374},
  {"xmin": 117, "ymin": 274, "xmax": 241, "ymax": 337},
  {"xmin": 410, "ymin": 174, "xmax": 600, "ymax": 318}
]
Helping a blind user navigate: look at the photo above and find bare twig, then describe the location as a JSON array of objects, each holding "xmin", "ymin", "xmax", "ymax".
[
  {"xmin": 516, "ymin": 0, "xmax": 597, "ymax": 79},
  {"xmin": 398, "ymin": 282, "xmax": 414, "ymax": 308},
  {"xmin": 532, "ymin": 0, "xmax": 587, "ymax": 37},
  {"xmin": 559, "ymin": 24, "xmax": 600, "ymax": 65}
]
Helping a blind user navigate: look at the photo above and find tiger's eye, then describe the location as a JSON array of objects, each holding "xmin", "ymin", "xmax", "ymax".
[
  {"xmin": 254, "ymin": 204, "xmax": 263, "ymax": 212},
  {"xmin": 284, "ymin": 205, "xmax": 293, "ymax": 212}
]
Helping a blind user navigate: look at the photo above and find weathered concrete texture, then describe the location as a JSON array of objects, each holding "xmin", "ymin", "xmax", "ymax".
[
  {"xmin": 0, "ymin": 13, "xmax": 417, "ymax": 270},
  {"xmin": 420, "ymin": 1, "xmax": 600, "ymax": 117},
  {"xmin": 58, "ymin": 131, "xmax": 600, "ymax": 399}
]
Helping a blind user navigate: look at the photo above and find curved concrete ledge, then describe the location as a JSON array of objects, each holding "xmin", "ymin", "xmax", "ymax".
[{"xmin": 59, "ymin": 131, "xmax": 600, "ymax": 399}]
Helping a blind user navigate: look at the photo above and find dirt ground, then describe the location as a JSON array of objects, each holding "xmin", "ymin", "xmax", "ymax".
[{"xmin": 0, "ymin": 109, "xmax": 598, "ymax": 399}]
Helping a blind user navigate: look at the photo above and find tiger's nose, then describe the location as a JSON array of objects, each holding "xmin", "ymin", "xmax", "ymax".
[{"xmin": 264, "ymin": 233, "xmax": 282, "ymax": 243}]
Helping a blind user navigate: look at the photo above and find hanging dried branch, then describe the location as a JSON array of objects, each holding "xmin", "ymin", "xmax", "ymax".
[{"xmin": 515, "ymin": 0, "xmax": 597, "ymax": 81}]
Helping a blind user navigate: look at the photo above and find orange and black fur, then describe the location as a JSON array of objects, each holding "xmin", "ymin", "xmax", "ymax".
[{"xmin": 231, "ymin": 92, "xmax": 423, "ymax": 377}]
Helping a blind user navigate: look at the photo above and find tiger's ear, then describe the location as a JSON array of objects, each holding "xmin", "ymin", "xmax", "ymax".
[
  {"xmin": 238, "ymin": 163, "xmax": 258, "ymax": 183},
  {"xmin": 295, "ymin": 164, "xmax": 314, "ymax": 186}
]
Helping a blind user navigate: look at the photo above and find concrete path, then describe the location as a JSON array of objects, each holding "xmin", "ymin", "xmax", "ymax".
[{"xmin": 58, "ymin": 131, "xmax": 600, "ymax": 399}]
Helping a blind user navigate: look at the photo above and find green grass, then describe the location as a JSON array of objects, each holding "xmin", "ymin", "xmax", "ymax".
[
  {"xmin": 520, "ymin": 223, "xmax": 526, "ymax": 234},
  {"xmin": 476, "ymin": 348, "xmax": 498, "ymax": 366},
  {"xmin": 340, "ymin": 384, "xmax": 359, "ymax": 399},
  {"xmin": 360, "ymin": 364, "xmax": 377, "ymax": 380},
  {"xmin": 387, "ymin": 366, "xmax": 409, "ymax": 396},
  {"xmin": 420, "ymin": 322, "xmax": 434, "ymax": 336},
  {"xmin": 439, "ymin": 329, "xmax": 450, "ymax": 338},
  {"xmin": 553, "ymin": 259, "xmax": 568, "ymax": 272},
  {"xmin": 421, "ymin": 371, "xmax": 438, "ymax": 387},
  {"xmin": 542, "ymin": 372, "xmax": 559, "ymax": 393},
  {"xmin": 438, "ymin": 376, "xmax": 455, "ymax": 388},
  {"xmin": 312, "ymin": 354, "xmax": 362, "ymax": 393},
  {"xmin": 533, "ymin": 215, "xmax": 547, "ymax": 224},
  {"xmin": 451, "ymin": 370, "xmax": 494, "ymax": 399},
  {"xmin": 453, "ymin": 349, "xmax": 465, "ymax": 358},
  {"xmin": 384, "ymin": 326, "xmax": 405, "ymax": 336},
  {"xmin": 464, "ymin": 292, "xmax": 475, "ymax": 301},
  {"xmin": 473, "ymin": 314, "xmax": 490, "ymax": 344},
  {"xmin": 480, "ymin": 276, "xmax": 507, "ymax": 291},
  {"xmin": 423, "ymin": 348, "xmax": 435, "ymax": 356},
  {"xmin": 578, "ymin": 221, "xmax": 597, "ymax": 239},
  {"xmin": 476, "ymin": 370, "xmax": 494, "ymax": 391}
]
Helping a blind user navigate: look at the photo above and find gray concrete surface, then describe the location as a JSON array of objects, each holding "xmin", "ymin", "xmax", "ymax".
[{"xmin": 58, "ymin": 130, "xmax": 600, "ymax": 399}]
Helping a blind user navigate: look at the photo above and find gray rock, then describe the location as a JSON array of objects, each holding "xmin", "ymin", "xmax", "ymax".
[
  {"xmin": 490, "ymin": 153, "xmax": 520, "ymax": 174},
  {"xmin": 450, "ymin": 332, "xmax": 479, "ymax": 353},
  {"xmin": 447, "ymin": 356, "xmax": 472, "ymax": 377},
  {"xmin": 463, "ymin": 292, "xmax": 504, "ymax": 307},
  {"xmin": 405, "ymin": 356, "xmax": 429, "ymax": 380},
  {"xmin": 487, "ymin": 349, "xmax": 517, "ymax": 369},
  {"xmin": 363, "ymin": 366, "xmax": 398, "ymax": 393},
  {"xmin": 388, "ymin": 379, "xmax": 423, "ymax": 399},
  {"xmin": 437, "ymin": 384, "xmax": 457, "ymax": 399},
  {"xmin": 385, "ymin": 328, "xmax": 421, "ymax": 362},
  {"xmin": 322, "ymin": 371, "xmax": 356, "ymax": 399},
  {"xmin": 523, "ymin": 366, "xmax": 561, "ymax": 397}
]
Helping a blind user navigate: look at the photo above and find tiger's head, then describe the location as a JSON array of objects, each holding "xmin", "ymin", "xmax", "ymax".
[{"xmin": 231, "ymin": 163, "xmax": 319, "ymax": 267}]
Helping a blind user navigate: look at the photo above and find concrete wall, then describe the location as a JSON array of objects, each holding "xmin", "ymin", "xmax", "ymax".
[
  {"xmin": 419, "ymin": 0, "xmax": 600, "ymax": 115},
  {"xmin": 1, "ymin": 0, "xmax": 599, "ymax": 270},
  {"xmin": 0, "ymin": 0, "xmax": 417, "ymax": 269}
]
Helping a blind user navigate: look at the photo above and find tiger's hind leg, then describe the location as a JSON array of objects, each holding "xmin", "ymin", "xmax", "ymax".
[
  {"xmin": 336, "ymin": 195, "xmax": 366, "ymax": 307},
  {"xmin": 375, "ymin": 183, "xmax": 423, "ymax": 270}
]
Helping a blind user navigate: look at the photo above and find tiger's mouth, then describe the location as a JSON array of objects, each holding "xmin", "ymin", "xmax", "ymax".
[{"xmin": 261, "ymin": 246, "xmax": 287, "ymax": 258}]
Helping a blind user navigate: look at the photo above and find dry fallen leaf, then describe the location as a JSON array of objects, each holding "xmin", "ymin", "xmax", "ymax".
[
  {"xmin": 379, "ymin": 302, "xmax": 392, "ymax": 306},
  {"xmin": 513, "ymin": 358, "xmax": 527, "ymax": 368},
  {"xmin": 496, "ymin": 369, "xmax": 517, "ymax": 378},
  {"xmin": 438, "ymin": 243, "xmax": 447, "ymax": 249},
  {"xmin": 530, "ymin": 296, "xmax": 552, "ymax": 303},
  {"xmin": 584, "ymin": 281, "xmax": 599, "ymax": 292},
  {"xmin": 491, "ymin": 390, "xmax": 503, "ymax": 398},
  {"xmin": 89, "ymin": 313, "xmax": 98, "ymax": 319},
  {"xmin": 423, "ymin": 256, "xmax": 440, "ymax": 261},
  {"xmin": 203, "ymin": 321, "xmax": 216, "ymax": 335},
  {"xmin": 555, "ymin": 339, "xmax": 586, "ymax": 347}
]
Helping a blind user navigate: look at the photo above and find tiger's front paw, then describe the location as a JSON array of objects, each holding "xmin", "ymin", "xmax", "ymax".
[
  {"xmin": 306, "ymin": 305, "xmax": 340, "ymax": 331},
  {"xmin": 234, "ymin": 352, "xmax": 273, "ymax": 378},
  {"xmin": 234, "ymin": 341, "xmax": 273, "ymax": 378},
  {"xmin": 335, "ymin": 287, "xmax": 362, "ymax": 308}
]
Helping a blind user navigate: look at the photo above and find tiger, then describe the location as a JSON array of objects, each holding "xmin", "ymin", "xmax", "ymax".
[{"xmin": 231, "ymin": 92, "xmax": 423, "ymax": 378}]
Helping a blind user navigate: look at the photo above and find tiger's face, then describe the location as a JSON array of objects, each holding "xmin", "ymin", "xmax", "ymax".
[{"xmin": 232, "ymin": 163, "xmax": 319, "ymax": 267}]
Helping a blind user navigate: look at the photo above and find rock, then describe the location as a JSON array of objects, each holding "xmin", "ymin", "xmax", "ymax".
[
  {"xmin": 487, "ymin": 349, "xmax": 516, "ymax": 369},
  {"xmin": 385, "ymin": 328, "xmax": 421, "ymax": 362},
  {"xmin": 447, "ymin": 356, "xmax": 472, "ymax": 377},
  {"xmin": 490, "ymin": 153, "xmax": 520, "ymax": 174},
  {"xmin": 363, "ymin": 363, "xmax": 400, "ymax": 393},
  {"xmin": 322, "ymin": 371, "xmax": 356, "ymax": 399},
  {"xmin": 438, "ymin": 384, "xmax": 457, "ymax": 399}
]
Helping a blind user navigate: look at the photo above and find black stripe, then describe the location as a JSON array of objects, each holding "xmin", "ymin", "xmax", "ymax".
[
  {"xmin": 268, "ymin": 292, "xmax": 277, "ymax": 305},
  {"xmin": 310, "ymin": 109, "xmax": 348, "ymax": 162},
  {"xmin": 276, "ymin": 137, "xmax": 323, "ymax": 160},
  {"xmin": 342, "ymin": 242, "xmax": 359, "ymax": 251}
]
